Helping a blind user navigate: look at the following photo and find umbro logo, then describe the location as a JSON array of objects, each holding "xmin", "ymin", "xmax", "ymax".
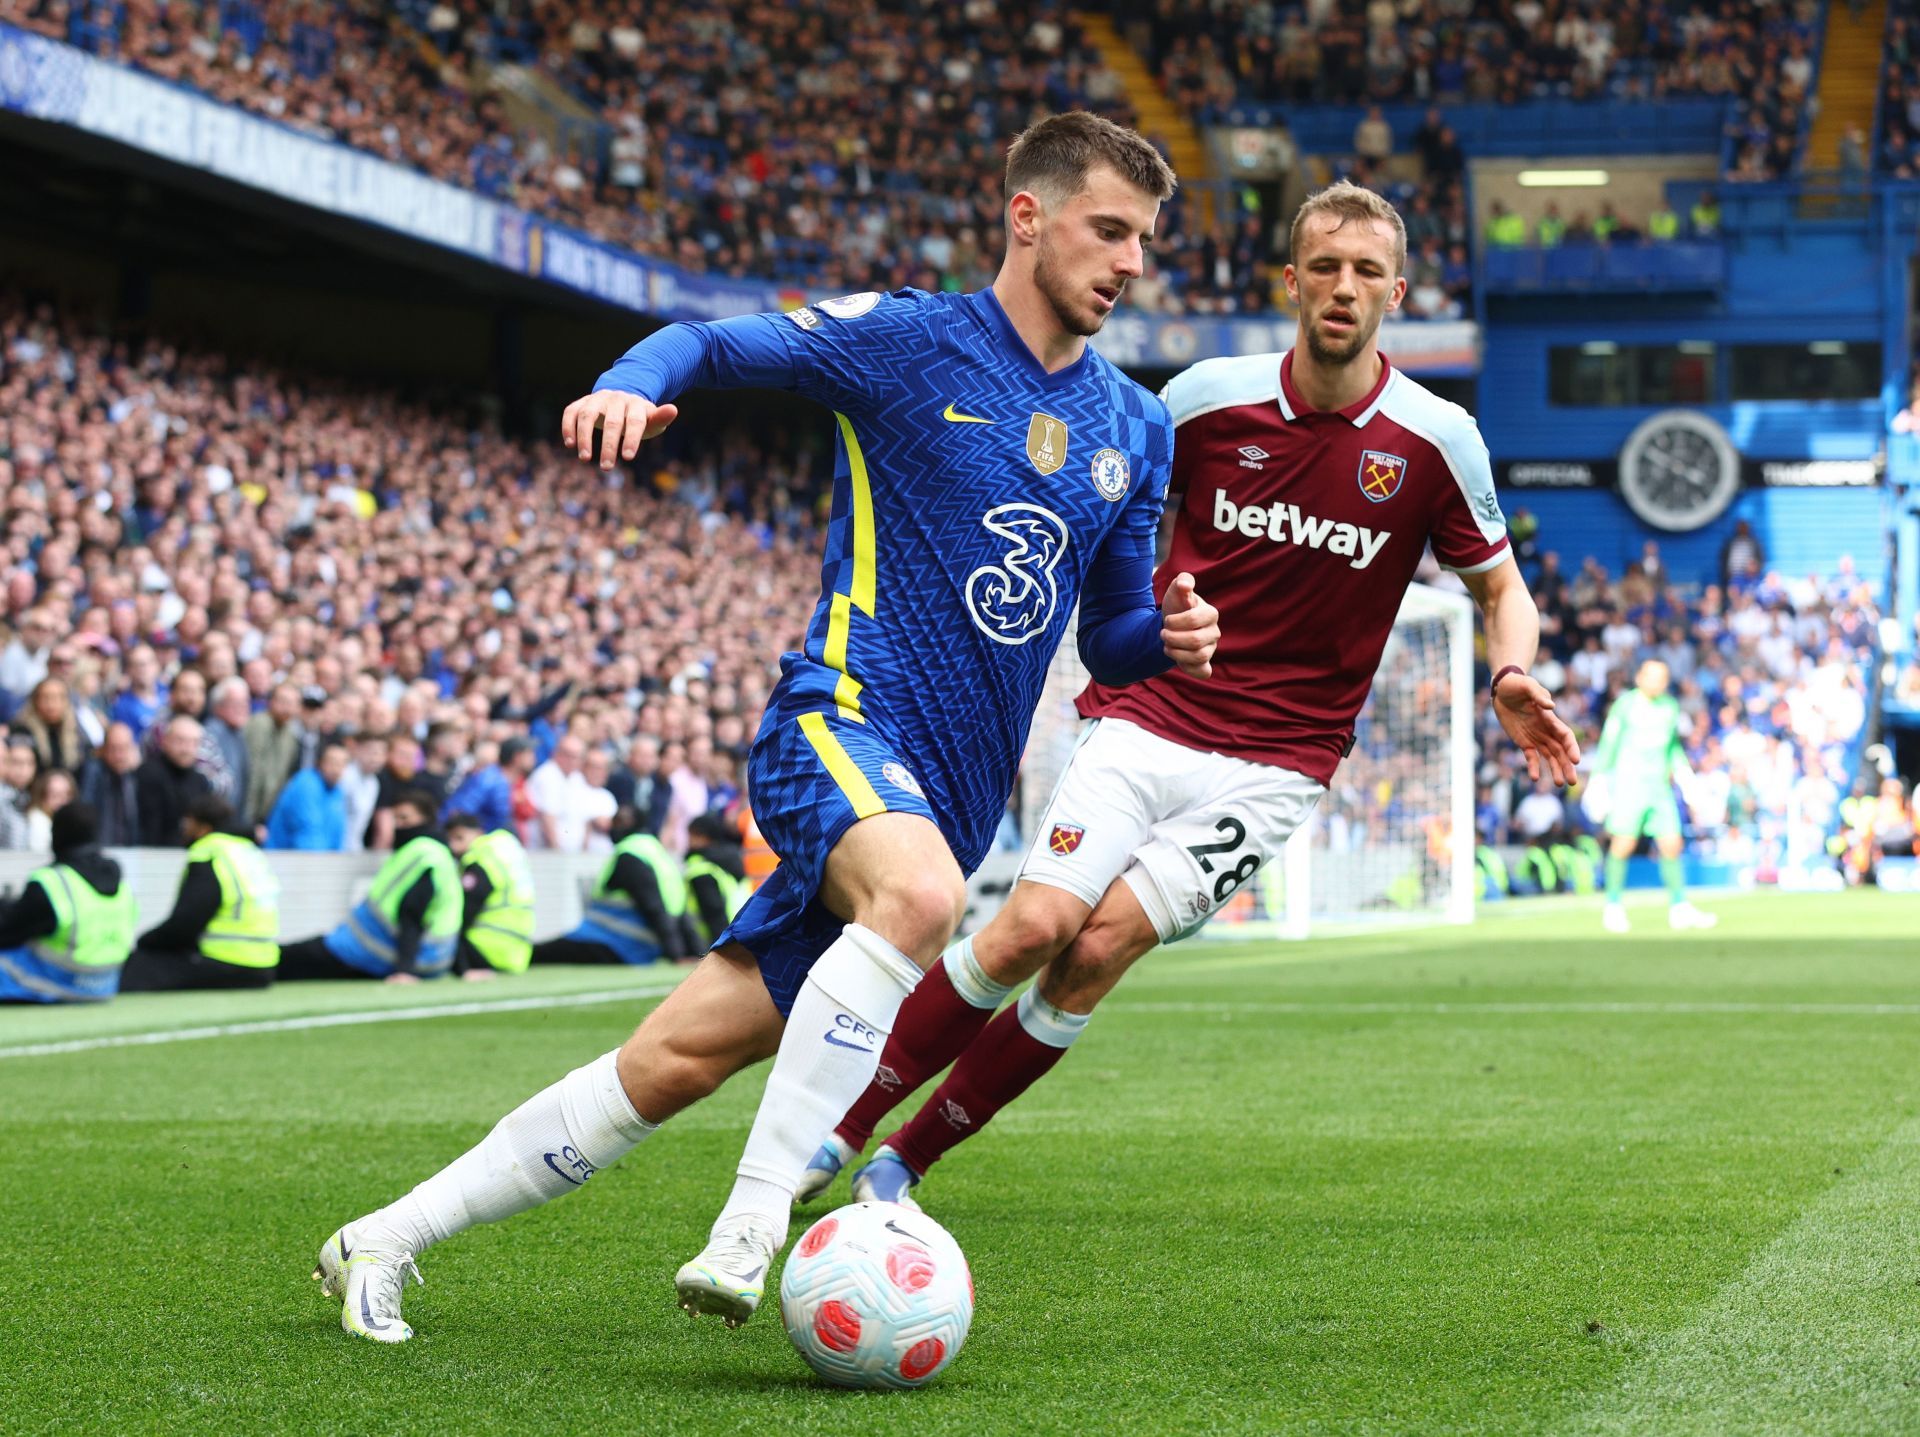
[
  {"xmin": 941, "ymin": 1099, "xmax": 972, "ymax": 1129},
  {"xmin": 1237, "ymin": 445, "xmax": 1269, "ymax": 470},
  {"xmin": 942, "ymin": 403, "xmax": 991, "ymax": 424}
]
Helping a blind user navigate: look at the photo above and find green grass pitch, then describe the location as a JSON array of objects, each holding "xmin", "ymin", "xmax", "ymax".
[{"xmin": 4, "ymin": 891, "xmax": 1917, "ymax": 1435}]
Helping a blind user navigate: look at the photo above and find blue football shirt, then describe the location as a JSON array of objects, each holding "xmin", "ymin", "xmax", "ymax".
[{"xmin": 597, "ymin": 286, "xmax": 1172, "ymax": 868}]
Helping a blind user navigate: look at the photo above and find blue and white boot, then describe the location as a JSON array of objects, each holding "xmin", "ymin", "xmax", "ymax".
[
  {"xmin": 794, "ymin": 1132, "xmax": 859, "ymax": 1205},
  {"xmin": 850, "ymin": 1144, "xmax": 923, "ymax": 1213}
]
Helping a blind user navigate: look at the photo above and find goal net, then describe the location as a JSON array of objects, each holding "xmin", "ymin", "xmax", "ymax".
[{"xmin": 1019, "ymin": 582, "xmax": 1474, "ymax": 938}]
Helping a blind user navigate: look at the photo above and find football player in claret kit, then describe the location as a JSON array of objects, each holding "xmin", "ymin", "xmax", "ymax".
[
  {"xmin": 801, "ymin": 181, "xmax": 1585, "ymax": 1210},
  {"xmin": 307, "ymin": 112, "xmax": 1221, "ymax": 1343}
]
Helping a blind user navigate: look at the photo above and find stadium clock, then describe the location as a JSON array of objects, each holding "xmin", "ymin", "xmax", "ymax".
[{"xmin": 1615, "ymin": 410, "xmax": 1741, "ymax": 532}]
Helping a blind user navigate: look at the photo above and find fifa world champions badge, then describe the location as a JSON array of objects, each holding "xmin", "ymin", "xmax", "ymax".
[{"xmin": 1027, "ymin": 413, "xmax": 1067, "ymax": 475}]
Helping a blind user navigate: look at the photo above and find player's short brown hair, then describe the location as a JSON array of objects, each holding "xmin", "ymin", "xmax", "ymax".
[
  {"xmin": 1005, "ymin": 112, "xmax": 1178, "ymax": 210},
  {"xmin": 1289, "ymin": 180, "xmax": 1408, "ymax": 276}
]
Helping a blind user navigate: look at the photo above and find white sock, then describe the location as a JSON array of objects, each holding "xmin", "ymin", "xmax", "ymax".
[
  {"xmin": 361, "ymin": 1050, "xmax": 656, "ymax": 1254},
  {"xmin": 943, "ymin": 933, "xmax": 1012, "ymax": 1010},
  {"xmin": 1017, "ymin": 983, "xmax": 1092, "ymax": 1050},
  {"xmin": 717, "ymin": 923, "xmax": 923, "ymax": 1244}
]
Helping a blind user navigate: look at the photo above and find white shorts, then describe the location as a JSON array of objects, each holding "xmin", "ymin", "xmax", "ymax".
[{"xmin": 1020, "ymin": 717, "xmax": 1325, "ymax": 944}]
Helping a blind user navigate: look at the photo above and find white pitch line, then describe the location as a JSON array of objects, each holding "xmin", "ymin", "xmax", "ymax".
[
  {"xmin": 1107, "ymin": 999, "xmax": 1920, "ymax": 1017},
  {"xmin": 0, "ymin": 983, "xmax": 680, "ymax": 1060}
]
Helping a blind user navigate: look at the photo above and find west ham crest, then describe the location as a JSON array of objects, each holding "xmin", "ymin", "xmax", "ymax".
[
  {"xmin": 1357, "ymin": 449, "xmax": 1408, "ymax": 503},
  {"xmin": 1049, "ymin": 823, "xmax": 1084, "ymax": 856}
]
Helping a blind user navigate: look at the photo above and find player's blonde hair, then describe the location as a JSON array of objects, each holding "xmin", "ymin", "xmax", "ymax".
[
  {"xmin": 1289, "ymin": 181, "xmax": 1408, "ymax": 276},
  {"xmin": 1005, "ymin": 112, "xmax": 1178, "ymax": 210}
]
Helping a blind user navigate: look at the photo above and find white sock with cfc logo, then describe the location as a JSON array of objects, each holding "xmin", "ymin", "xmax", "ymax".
[
  {"xmin": 717, "ymin": 923, "xmax": 924, "ymax": 1243},
  {"xmin": 360, "ymin": 1049, "xmax": 656, "ymax": 1255}
]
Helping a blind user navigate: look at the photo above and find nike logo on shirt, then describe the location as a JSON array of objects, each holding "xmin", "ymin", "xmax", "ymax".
[{"xmin": 942, "ymin": 403, "xmax": 991, "ymax": 423}]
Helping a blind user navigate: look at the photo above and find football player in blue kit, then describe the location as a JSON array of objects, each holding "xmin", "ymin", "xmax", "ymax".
[{"xmin": 311, "ymin": 111, "xmax": 1221, "ymax": 1342}]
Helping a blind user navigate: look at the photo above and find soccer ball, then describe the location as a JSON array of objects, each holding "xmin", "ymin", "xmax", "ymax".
[{"xmin": 779, "ymin": 1201, "xmax": 973, "ymax": 1389}]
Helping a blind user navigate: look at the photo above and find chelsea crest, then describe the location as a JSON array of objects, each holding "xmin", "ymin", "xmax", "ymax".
[{"xmin": 1090, "ymin": 447, "xmax": 1130, "ymax": 502}]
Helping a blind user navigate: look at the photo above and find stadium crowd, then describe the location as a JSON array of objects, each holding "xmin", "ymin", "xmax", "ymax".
[
  {"xmin": 1877, "ymin": 1, "xmax": 1920, "ymax": 176},
  {"xmin": 0, "ymin": 285, "xmax": 1886, "ymax": 896},
  {"xmin": 1127, "ymin": 0, "xmax": 1820, "ymax": 180},
  {"xmin": 0, "ymin": 292, "xmax": 826, "ymax": 859},
  {"xmin": 16, "ymin": 0, "xmax": 1814, "ymax": 319},
  {"xmin": 20, "ymin": 0, "xmax": 1186, "ymax": 299},
  {"xmin": 1469, "ymin": 529, "xmax": 1879, "ymax": 881}
]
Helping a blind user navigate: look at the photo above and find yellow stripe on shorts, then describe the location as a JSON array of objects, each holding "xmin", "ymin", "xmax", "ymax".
[{"xmin": 798, "ymin": 712, "xmax": 887, "ymax": 821}]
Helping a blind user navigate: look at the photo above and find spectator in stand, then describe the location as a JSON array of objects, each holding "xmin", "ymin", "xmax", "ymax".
[
  {"xmin": 54, "ymin": 646, "xmax": 105, "ymax": 753},
  {"xmin": 17, "ymin": 676, "xmax": 90, "ymax": 777},
  {"xmin": 80, "ymin": 723, "xmax": 145, "ymax": 848},
  {"xmin": 579, "ymin": 747, "xmax": 620, "ymax": 854},
  {"xmin": 417, "ymin": 724, "xmax": 464, "ymax": 812},
  {"xmin": 526, "ymin": 734, "xmax": 602, "ymax": 854},
  {"xmin": 143, "ymin": 669, "xmax": 208, "ymax": 760},
  {"xmin": 1720, "ymin": 520, "xmax": 1767, "ymax": 589},
  {"xmin": 24, "ymin": 769, "xmax": 75, "ymax": 852},
  {"xmin": 203, "ymin": 678, "xmax": 254, "ymax": 824},
  {"xmin": 0, "ymin": 740, "xmax": 35, "ymax": 850},
  {"xmin": 340, "ymin": 730, "xmax": 390, "ymax": 853},
  {"xmin": 0, "ymin": 609, "xmax": 56, "ymax": 706},
  {"xmin": 370, "ymin": 734, "xmax": 425, "ymax": 852},
  {"xmin": 607, "ymin": 734, "xmax": 661, "ymax": 821},
  {"xmin": 136, "ymin": 716, "xmax": 214, "ymax": 848},
  {"xmin": 443, "ymin": 736, "xmax": 521, "ymax": 837},
  {"xmin": 265, "ymin": 741, "xmax": 350, "ymax": 852},
  {"xmin": 244, "ymin": 683, "xmax": 306, "ymax": 826},
  {"xmin": 661, "ymin": 738, "xmax": 712, "ymax": 856},
  {"xmin": 1354, "ymin": 106, "xmax": 1394, "ymax": 162},
  {"xmin": 111, "ymin": 645, "xmax": 167, "ymax": 742},
  {"xmin": 1514, "ymin": 777, "xmax": 1567, "ymax": 839}
]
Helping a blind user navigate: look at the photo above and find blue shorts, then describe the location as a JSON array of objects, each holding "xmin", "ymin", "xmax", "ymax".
[{"xmin": 714, "ymin": 709, "xmax": 940, "ymax": 1015}]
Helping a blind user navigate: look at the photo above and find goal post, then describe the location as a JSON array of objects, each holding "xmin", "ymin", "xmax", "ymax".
[{"xmin": 1018, "ymin": 582, "xmax": 1475, "ymax": 939}]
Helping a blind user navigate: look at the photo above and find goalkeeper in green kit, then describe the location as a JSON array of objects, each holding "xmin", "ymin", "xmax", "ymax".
[{"xmin": 1590, "ymin": 659, "xmax": 1717, "ymax": 933}]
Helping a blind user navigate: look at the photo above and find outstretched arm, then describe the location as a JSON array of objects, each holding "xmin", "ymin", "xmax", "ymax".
[
  {"xmin": 562, "ymin": 292, "xmax": 927, "ymax": 470},
  {"xmin": 1461, "ymin": 557, "xmax": 1581, "ymax": 786},
  {"xmin": 564, "ymin": 314, "xmax": 817, "ymax": 469}
]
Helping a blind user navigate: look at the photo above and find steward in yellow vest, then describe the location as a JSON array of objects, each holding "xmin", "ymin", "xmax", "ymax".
[
  {"xmin": 445, "ymin": 813, "xmax": 535, "ymax": 978},
  {"xmin": 683, "ymin": 812, "xmax": 748, "ymax": 954},
  {"xmin": 0, "ymin": 802, "xmax": 136, "ymax": 1003},
  {"xmin": 121, "ymin": 795, "xmax": 280, "ymax": 991},
  {"xmin": 532, "ymin": 805, "xmax": 693, "ymax": 965},
  {"xmin": 1484, "ymin": 201, "xmax": 1527, "ymax": 248},
  {"xmin": 278, "ymin": 790, "xmax": 461, "ymax": 982}
]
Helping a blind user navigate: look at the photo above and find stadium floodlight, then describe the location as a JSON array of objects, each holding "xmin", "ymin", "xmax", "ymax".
[{"xmin": 1515, "ymin": 169, "xmax": 1610, "ymax": 187}]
